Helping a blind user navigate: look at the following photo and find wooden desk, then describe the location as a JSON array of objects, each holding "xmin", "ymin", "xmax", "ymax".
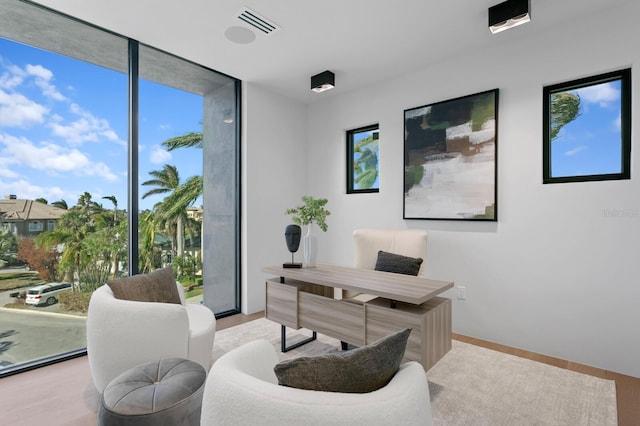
[{"xmin": 263, "ymin": 264, "xmax": 454, "ymax": 371}]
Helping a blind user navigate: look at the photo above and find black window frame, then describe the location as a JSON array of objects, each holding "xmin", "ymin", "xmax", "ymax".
[
  {"xmin": 346, "ymin": 124, "xmax": 380, "ymax": 194},
  {"xmin": 543, "ymin": 68, "xmax": 632, "ymax": 184}
]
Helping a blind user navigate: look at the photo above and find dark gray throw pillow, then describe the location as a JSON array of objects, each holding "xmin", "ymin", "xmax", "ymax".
[
  {"xmin": 375, "ymin": 250, "xmax": 423, "ymax": 276},
  {"xmin": 107, "ymin": 266, "xmax": 182, "ymax": 305},
  {"xmin": 273, "ymin": 328, "xmax": 411, "ymax": 393}
]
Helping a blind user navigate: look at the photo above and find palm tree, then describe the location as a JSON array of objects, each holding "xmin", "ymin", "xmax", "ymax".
[
  {"xmin": 102, "ymin": 195, "xmax": 118, "ymax": 223},
  {"xmin": 36, "ymin": 192, "xmax": 101, "ymax": 285},
  {"xmin": 100, "ymin": 195, "xmax": 123, "ymax": 278},
  {"xmin": 161, "ymin": 131, "xmax": 204, "ymax": 264},
  {"xmin": 162, "ymin": 132, "xmax": 203, "ymax": 151},
  {"xmin": 142, "ymin": 165, "xmax": 201, "ymax": 258},
  {"xmin": 138, "ymin": 210, "xmax": 158, "ymax": 273}
]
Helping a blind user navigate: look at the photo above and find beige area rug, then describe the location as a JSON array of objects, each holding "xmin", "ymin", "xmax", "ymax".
[{"xmin": 212, "ymin": 318, "xmax": 617, "ymax": 426}]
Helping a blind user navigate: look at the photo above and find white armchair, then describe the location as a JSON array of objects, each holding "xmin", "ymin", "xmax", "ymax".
[
  {"xmin": 87, "ymin": 280, "xmax": 216, "ymax": 393},
  {"xmin": 344, "ymin": 228, "xmax": 428, "ymax": 301},
  {"xmin": 201, "ymin": 339, "xmax": 432, "ymax": 426}
]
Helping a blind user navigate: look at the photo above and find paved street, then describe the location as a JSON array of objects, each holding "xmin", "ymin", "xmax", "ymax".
[{"xmin": 0, "ymin": 308, "xmax": 86, "ymax": 369}]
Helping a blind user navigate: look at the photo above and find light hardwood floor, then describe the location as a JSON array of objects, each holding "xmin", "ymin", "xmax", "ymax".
[{"xmin": 1, "ymin": 312, "xmax": 638, "ymax": 426}]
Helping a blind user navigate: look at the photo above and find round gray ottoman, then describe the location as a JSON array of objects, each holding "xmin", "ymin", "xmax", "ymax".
[{"xmin": 98, "ymin": 358, "xmax": 206, "ymax": 426}]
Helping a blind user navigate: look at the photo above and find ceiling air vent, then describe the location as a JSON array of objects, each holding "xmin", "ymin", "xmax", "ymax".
[{"xmin": 237, "ymin": 7, "xmax": 281, "ymax": 35}]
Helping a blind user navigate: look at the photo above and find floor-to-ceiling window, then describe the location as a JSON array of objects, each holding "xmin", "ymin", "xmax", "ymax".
[{"xmin": 0, "ymin": 0, "xmax": 240, "ymax": 376}]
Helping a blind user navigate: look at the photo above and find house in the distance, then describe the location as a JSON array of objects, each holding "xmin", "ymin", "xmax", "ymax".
[{"xmin": 0, "ymin": 195, "xmax": 66, "ymax": 237}]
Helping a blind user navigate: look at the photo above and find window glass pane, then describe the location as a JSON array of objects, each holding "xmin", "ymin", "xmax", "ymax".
[
  {"xmin": 138, "ymin": 73, "xmax": 204, "ymax": 302},
  {"xmin": 0, "ymin": 0, "xmax": 128, "ymax": 374},
  {"xmin": 138, "ymin": 44, "xmax": 239, "ymax": 313}
]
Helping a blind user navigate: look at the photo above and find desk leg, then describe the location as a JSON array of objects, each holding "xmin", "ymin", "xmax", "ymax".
[{"xmin": 281, "ymin": 325, "xmax": 317, "ymax": 352}]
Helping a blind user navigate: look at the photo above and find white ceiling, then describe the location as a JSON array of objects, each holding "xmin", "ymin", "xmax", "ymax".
[{"xmin": 32, "ymin": 0, "xmax": 630, "ymax": 104}]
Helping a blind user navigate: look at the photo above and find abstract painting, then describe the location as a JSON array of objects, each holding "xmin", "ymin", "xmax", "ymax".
[{"xmin": 403, "ymin": 89, "xmax": 498, "ymax": 221}]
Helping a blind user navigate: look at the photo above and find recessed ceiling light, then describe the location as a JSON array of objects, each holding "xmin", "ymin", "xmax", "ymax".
[{"xmin": 224, "ymin": 26, "xmax": 256, "ymax": 44}]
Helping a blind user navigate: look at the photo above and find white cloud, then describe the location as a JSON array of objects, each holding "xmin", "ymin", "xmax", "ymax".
[
  {"xmin": 49, "ymin": 102, "xmax": 125, "ymax": 146},
  {"xmin": 0, "ymin": 89, "xmax": 49, "ymax": 127},
  {"xmin": 26, "ymin": 64, "xmax": 66, "ymax": 101},
  {"xmin": 0, "ymin": 71, "xmax": 23, "ymax": 90},
  {"xmin": 0, "ymin": 163, "xmax": 18, "ymax": 178},
  {"xmin": 564, "ymin": 146, "xmax": 588, "ymax": 156},
  {"xmin": 83, "ymin": 162, "xmax": 119, "ymax": 182},
  {"xmin": 0, "ymin": 178, "xmax": 70, "ymax": 204},
  {"xmin": 575, "ymin": 82, "xmax": 619, "ymax": 108},
  {"xmin": 25, "ymin": 64, "xmax": 52, "ymax": 80},
  {"xmin": 614, "ymin": 113, "xmax": 621, "ymax": 131},
  {"xmin": 150, "ymin": 144, "xmax": 172, "ymax": 164},
  {"xmin": 0, "ymin": 133, "xmax": 118, "ymax": 181}
]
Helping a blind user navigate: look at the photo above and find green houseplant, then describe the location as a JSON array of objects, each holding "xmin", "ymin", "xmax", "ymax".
[{"xmin": 285, "ymin": 196, "xmax": 330, "ymax": 267}]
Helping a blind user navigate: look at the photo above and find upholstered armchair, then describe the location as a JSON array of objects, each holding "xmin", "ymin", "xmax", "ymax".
[
  {"xmin": 201, "ymin": 339, "xmax": 432, "ymax": 426},
  {"xmin": 86, "ymin": 269, "xmax": 216, "ymax": 393},
  {"xmin": 343, "ymin": 228, "xmax": 428, "ymax": 301}
]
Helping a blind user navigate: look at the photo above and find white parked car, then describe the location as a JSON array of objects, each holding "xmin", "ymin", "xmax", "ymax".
[{"xmin": 25, "ymin": 282, "xmax": 72, "ymax": 306}]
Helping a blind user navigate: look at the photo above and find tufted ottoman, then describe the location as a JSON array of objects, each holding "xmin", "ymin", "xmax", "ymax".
[{"xmin": 98, "ymin": 358, "xmax": 206, "ymax": 426}]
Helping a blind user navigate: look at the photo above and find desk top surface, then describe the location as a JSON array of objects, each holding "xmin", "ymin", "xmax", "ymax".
[{"xmin": 262, "ymin": 264, "xmax": 453, "ymax": 305}]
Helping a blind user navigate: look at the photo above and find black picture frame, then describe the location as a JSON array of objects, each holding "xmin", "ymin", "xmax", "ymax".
[
  {"xmin": 403, "ymin": 89, "xmax": 499, "ymax": 221},
  {"xmin": 543, "ymin": 68, "xmax": 631, "ymax": 184},
  {"xmin": 346, "ymin": 124, "xmax": 379, "ymax": 194}
]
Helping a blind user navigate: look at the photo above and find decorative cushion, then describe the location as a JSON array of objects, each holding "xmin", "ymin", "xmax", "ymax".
[
  {"xmin": 375, "ymin": 250, "xmax": 423, "ymax": 276},
  {"xmin": 273, "ymin": 328, "xmax": 411, "ymax": 393},
  {"xmin": 107, "ymin": 266, "xmax": 181, "ymax": 304}
]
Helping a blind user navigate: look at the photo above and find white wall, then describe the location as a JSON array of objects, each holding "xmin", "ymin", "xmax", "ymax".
[
  {"xmin": 242, "ymin": 83, "xmax": 308, "ymax": 313},
  {"xmin": 302, "ymin": 3, "xmax": 640, "ymax": 377}
]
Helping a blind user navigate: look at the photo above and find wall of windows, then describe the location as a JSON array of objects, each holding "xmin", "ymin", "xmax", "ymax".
[{"xmin": 0, "ymin": 0, "xmax": 240, "ymax": 376}]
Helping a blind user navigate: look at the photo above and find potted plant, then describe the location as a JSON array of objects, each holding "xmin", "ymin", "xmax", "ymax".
[{"xmin": 286, "ymin": 196, "xmax": 330, "ymax": 267}]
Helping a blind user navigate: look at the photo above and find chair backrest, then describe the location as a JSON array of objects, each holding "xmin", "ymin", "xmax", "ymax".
[
  {"xmin": 345, "ymin": 229, "xmax": 428, "ymax": 299},
  {"xmin": 354, "ymin": 228, "xmax": 428, "ymax": 275}
]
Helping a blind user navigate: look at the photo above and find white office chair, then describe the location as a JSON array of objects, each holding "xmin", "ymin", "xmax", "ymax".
[{"xmin": 343, "ymin": 228, "xmax": 428, "ymax": 302}]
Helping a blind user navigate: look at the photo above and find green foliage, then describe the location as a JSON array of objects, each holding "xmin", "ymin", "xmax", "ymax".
[
  {"xmin": 470, "ymin": 92, "xmax": 496, "ymax": 131},
  {"xmin": 0, "ymin": 229, "xmax": 19, "ymax": 267},
  {"xmin": 51, "ymin": 199, "xmax": 68, "ymax": 210},
  {"xmin": 172, "ymin": 254, "xmax": 202, "ymax": 282},
  {"xmin": 0, "ymin": 271, "xmax": 41, "ymax": 291},
  {"xmin": 353, "ymin": 135, "xmax": 379, "ymax": 189},
  {"xmin": 162, "ymin": 132, "xmax": 203, "ymax": 151},
  {"xmin": 286, "ymin": 196, "xmax": 331, "ymax": 232},
  {"xmin": 404, "ymin": 165, "xmax": 425, "ymax": 193},
  {"xmin": 550, "ymin": 92, "xmax": 581, "ymax": 141},
  {"xmin": 184, "ymin": 288, "xmax": 203, "ymax": 299},
  {"xmin": 142, "ymin": 164, "xmax": 202, "ymax": 259}
]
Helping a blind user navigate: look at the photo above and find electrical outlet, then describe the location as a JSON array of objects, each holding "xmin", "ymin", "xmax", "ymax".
[{"xmin": 457, "ymin": 286, "xmax": 466, "ymax": 300}]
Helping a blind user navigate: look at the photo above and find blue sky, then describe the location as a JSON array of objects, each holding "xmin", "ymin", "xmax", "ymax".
[
  {"xmin": 551, "ymin": 80, "xmax": 622, "ymax": 177},
  {"xmin": 352, "ymin": 129, "xmax": 379, "ymax": 190},
  {"xmin": 0, "ymin": 37, "xmax": 203, "ymax": 211}
]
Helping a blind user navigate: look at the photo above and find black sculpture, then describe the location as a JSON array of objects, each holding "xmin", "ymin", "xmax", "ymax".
[{"xmin": 283, "ymin": 224, "xmax": 302, "ymax": 268}]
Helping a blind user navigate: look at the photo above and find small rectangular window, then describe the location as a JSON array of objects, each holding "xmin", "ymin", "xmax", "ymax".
[
  {"xmin": 543, "ymin": 69, "xmax": 631, "ymax": 183},
  {"xmin": 346, "ymin": 124, "xmax": 379, "ymax": 194},
  {"xmin": 28, "ymin": 221, "xmax": 43, "ymax": 232}
]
